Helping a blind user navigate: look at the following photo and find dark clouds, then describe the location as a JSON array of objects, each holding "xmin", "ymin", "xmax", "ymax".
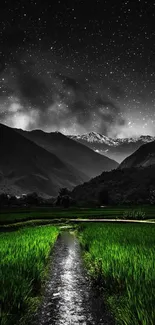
[
  {"xmin": 0, "ymin": 56, "xmax": 126, "ymax": 135},
  {"xmin": 18, "ymin": 72, "xmax": 50, "ymax": 108}
]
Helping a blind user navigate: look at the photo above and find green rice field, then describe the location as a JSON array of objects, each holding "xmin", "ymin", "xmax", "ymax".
[
  {"xmin": 1, "ymin": 216, "xmax": 155, "ymax": 325},
  {"xmin": 1, "ymin": 206, "xmax": 155, "ymax": 225},
  {"xmin": 79, "ymin": 223, "xmax": 155, "ymax": 325},
  {"xmin": 0, "ymin": 226, "xmax": 59, "ymax": 325}
]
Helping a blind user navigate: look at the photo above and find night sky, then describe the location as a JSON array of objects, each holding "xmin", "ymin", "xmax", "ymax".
[{"xmin": 0, "ymin": 0, "xmax": 155, "ymax": 138}]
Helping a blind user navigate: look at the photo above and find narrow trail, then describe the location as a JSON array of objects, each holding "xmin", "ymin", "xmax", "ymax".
[
  {"xmin": 69, "ymin": 219, "xmax": 155, "ymax": 223},
  {"xmin": 35, "ymin": 231, "xmax": 114, "ymax": 325}
]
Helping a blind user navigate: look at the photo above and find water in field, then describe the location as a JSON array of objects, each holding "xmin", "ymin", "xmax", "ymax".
[{"xmin": 35, "ymin": 232, "xmax": 114, "ymax": 325}]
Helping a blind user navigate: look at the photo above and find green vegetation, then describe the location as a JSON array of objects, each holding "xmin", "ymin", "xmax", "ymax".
[
  {"xmin": 1, "ymin": 206, "xmax": 155, "ymax": 225},
  {"xmin": 0, "ymin": 225, "xmax": 59, "ymax": 325},
  {"xmin": 79, "ymin": 223, "xmax": 155, "ymax": 325}
]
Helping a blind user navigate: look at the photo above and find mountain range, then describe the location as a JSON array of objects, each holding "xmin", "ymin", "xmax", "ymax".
[
  {"xmin": 69, "ymin": 132, "xmax": 155, "ymax": 163},
  {"xmin": 0, "ymin": 124, "xmax": 118, "ymax": 197},
  {"xmin": 1, "ymin": 123, "xmax": 155, "ymax": 200},
  {"xmin": 16, "ymin": 128, "xmax": 118, "ymax": 179}
]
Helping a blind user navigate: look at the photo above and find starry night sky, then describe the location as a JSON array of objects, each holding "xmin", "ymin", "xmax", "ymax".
[{"xmin": 0, "ymin": 0, "xmax": 155, "ymax": 138}]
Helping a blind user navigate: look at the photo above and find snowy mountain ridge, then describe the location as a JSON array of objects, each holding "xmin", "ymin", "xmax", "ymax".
[
  {"xmin": 69, "ymin": 132, "xmax": 155, "ymax": 146},
  {"xmin": 68, "ymin": 132, "xmax": 155, "ymax": 163}
]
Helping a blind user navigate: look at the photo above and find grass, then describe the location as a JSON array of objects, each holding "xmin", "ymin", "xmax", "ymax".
[
  {"xmin": 79, "ymin": 223, "xmax": 155, "ymax": 325},
  {"xmin": 0, "ymin": 225, "xmax": 59, "ymax": 325},
  {"xmin": 1, "ymin": 205, "xmax": 155, "ymax": 225}
]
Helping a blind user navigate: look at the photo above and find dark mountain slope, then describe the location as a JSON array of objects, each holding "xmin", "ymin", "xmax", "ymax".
[
  {"xmin": 71, "ymin": 165, "xmax": 155, "ymax": 205},
  {"xmin": 16, "ymin": 128, "xmax": 118, "ymax": 179},
  {"xmin": 0, "ymin": 124, "xmax": 85, "ymax": 196}
]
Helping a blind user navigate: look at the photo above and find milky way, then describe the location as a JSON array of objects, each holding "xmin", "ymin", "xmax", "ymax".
[{"xmin": 0, "ymin": 0, "xmax": 155, "ymax": 137}]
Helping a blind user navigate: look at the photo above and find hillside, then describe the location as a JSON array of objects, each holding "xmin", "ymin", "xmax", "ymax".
[
  {"xmin": 0, "ymin": 124, "xmax": 85, "ymax": 197},
  {"xmin": 71, "ymin": 165, "xmax": 155, "ymax": 205},
  {"xmin": 119, "ymin": 140, "xmax": 155, "ymax": 169}
]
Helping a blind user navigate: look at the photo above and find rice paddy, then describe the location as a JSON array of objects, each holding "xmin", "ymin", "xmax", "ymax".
[
  {"xmin": 0, "ymin": 225, "xmax": 59, "ymax": 325},
  {"xmin": 1, "ymin": 218, "xmax": 155, "ymax": 325},
  {"xmin": 79, "ymin": 223, "xmax": 155, "ymax": 325},
  {"xmin": 1, "ymin": 206, "xmax": 155, "ymax": 226}
]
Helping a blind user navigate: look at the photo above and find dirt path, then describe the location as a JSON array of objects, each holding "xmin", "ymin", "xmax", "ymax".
[
  {"xmin": 69, "ymin": 219, "xmax": 155, "ymax": 223},
  {"xmin": 35, "ymin": 232, "xmax": 114, "ymax": 325}
]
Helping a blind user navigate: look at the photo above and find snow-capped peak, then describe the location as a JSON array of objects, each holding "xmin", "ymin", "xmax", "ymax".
[
  {"xmin": 69, "ymin": 132, "xmax": 117, "ymax": 145},
  {"xmin": 68, "ymin": 132, "xmax": 155, "ymax": 146}
]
